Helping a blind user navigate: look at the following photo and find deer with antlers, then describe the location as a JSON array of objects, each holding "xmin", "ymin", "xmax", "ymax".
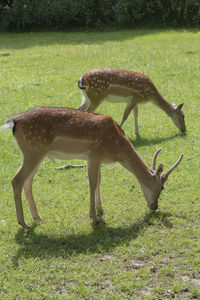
[
  {"xmin": 78, "ymin": 68, "xmax": 186, "ymax": 136},
  {"xmin": 1, "ymin": 107, "xmax": 183, "ymax": 228}
]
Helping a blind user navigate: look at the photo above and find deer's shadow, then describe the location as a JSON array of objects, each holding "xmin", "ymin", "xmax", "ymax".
[
  {"xmin": 13, "ymin": 211, "xmax": 172, "ymax": 268},
  {"xmin": 130, "ymin": 132, "xmax": 186, "ymax": 148}
]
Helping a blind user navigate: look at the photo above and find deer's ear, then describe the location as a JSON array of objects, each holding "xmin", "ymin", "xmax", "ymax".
[
  {"xmin": 177, "ymin": 103, "xmax": 184, "ymax": 110},
  {"xmin": 156, "ymin": 164, "xmax": 164, "ymax": 176}
]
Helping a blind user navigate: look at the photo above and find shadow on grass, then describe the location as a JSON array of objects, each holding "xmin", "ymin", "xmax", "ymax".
[
  {"xmin": 13, "ymin": 211, "xmax": 172, "ymax": 267},
  {"xmin": 129, "ymin": 132, "xmax": 186, "ymax": 148},
  {"xmin": 0, "ymin": 29, "xmax": 164, "ymax": 50},
  {"xmin": 0, "ymin": 28, "xmax": 197, "ymax": 50}
]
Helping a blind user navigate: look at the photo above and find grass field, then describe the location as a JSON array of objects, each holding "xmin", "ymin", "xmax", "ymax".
[{"xmin": 0, "ymin": 29, "xmax": 199, "ymax": 299}]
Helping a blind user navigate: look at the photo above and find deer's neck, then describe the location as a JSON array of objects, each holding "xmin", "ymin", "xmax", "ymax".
[
  {"xmin": 153, "ymin": 92, "xmax": 175, "ymax": 116},
  {"xmin": 120, "ymin": 142, "xmax": 154, "ymax": 188}
]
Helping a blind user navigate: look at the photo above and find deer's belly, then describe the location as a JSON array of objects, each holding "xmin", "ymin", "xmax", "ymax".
[
  {"xmin": 103, "ymin": 84, "xmax": 137, "ymax": 103},
  {"xmin": 104, "ymin": 94, "xmax": 133, "ymax": 103},
  {"xmin": 47, "ymin": 151, "xmax": 89, "ymax": 160},
  {"xmin": 48, "ymin": 136, "xmax": 91, "ymax": 160}
]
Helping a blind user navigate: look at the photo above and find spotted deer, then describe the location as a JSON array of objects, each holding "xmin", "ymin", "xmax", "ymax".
[
  {"xmin": 1, "ymin": 107, "xmax": 183, "ymax": 228},
  {"xmin": 78, "ymin": 68, "xmax": 186, "ymax": 136}
]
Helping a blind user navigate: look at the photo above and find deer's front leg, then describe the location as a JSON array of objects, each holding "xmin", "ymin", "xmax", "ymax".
[
  {"xmin": 88, "ymin": 157, "xmax": 101, "ymax": 223},
  {"xmin": 95, "ymin": 167, "xmax": 103, "ymax": 218},
  {"xmin": 133, "ymin": 105, "xmax": 139, "ymax": 136}
]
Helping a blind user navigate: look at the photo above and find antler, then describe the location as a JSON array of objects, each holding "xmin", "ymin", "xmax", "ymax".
[
  {"xmin": 161, "ymin": 153, "xmax": 184, "ymax": 182},
  {"xmin": 152, "ymin": 148, "xmax": 162, "ymax": 170}
]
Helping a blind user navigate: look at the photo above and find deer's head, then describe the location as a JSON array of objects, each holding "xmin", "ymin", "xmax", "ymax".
[
  {"xmin": 140, "ymin": 148, "xmax": 184, "ymax": 210},
  {"xmin": 171, "ymin": 103, "xmax": 186, "ymax": 133}
]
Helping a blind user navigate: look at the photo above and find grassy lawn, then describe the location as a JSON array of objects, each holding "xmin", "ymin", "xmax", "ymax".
[{"xmin": 0, "ymin": 29, "xmax": 199, "ymax": 299}]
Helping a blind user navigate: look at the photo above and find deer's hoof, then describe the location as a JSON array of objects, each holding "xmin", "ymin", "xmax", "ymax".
[{"xmin": 18, "ymin": 220, "xmax": 30, "ymax": 229}]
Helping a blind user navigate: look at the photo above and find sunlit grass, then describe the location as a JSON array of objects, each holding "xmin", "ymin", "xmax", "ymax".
[{"xmin": 0, "ymin": 29, "xmax": 199, "ymax": 299}]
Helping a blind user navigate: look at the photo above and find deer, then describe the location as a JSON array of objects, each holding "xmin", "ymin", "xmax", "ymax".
[
  {"xmin": 78, "ymin": 68, "xmax": 186, "ymax": 136},
  {"xmin": 0, "ymin": 107, "xmax": 183, "ymax": 228}
]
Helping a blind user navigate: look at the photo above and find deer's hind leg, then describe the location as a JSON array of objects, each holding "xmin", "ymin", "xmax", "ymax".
[
  {"xmin": 24, "ymin": 165, "xmax": 42, "ymax": 222},
  {"xmin": 12, "ymin": 155, "xmax": 44, "ymax": 228},
  {"xmin": 79, "ymin": 90, "xmax": 91, "ymax": 111}
]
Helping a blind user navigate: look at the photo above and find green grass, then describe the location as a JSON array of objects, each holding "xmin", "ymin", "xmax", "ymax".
[{"xmin": 0, "ymin": 29, "xmax": 200, "ymax": 299}]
